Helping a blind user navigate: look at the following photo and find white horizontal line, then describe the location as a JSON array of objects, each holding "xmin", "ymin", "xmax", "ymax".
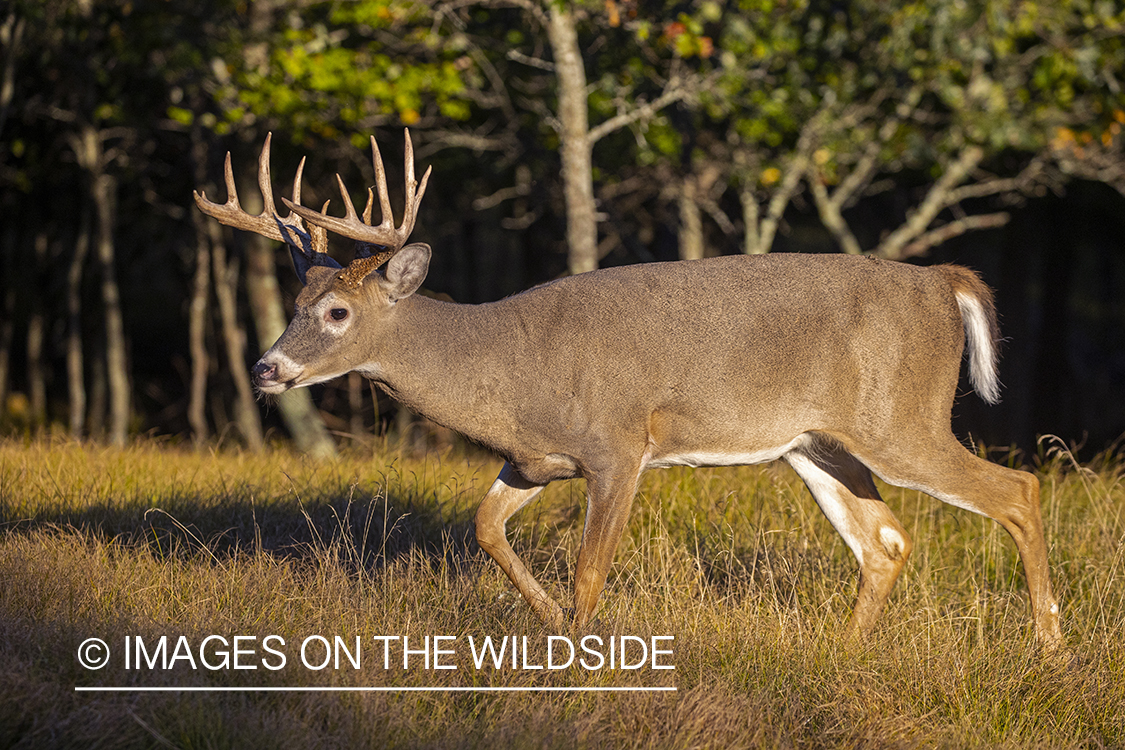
[{"xmin": 75, "ymin": 686, "xmax": 677, "ymax": 693}]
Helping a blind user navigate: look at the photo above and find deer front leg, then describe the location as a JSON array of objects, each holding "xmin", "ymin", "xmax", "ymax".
[
  {"xmin": 573, "ymin": 470, "xmax": 641, "ymax": 628},
  {"xmin": 475, "ymin": 463, "xmax": 565, "ymax": 628}
]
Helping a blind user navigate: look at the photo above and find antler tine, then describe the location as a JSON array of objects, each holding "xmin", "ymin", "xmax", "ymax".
[
  {"xmin": 222, "ymin": 151, "xmax": 240, "ymax": 210},
  {"xmin": 371, "ymin": 136, "xmax": 395, "ymax": 236},
  {"xmin": 353, "ymin": 188, "xmax": 381, "ymax": 260},
  {"xmin": 401, "ymin": 129, "xmax": 432, "ymax": 239},
  {"xmin": 290, "ymin": 156, "xmax": 306, "ymax": 212},
  {"xmin": 409, "ymin": 164, "xmax": 433, "ymax": 233},
  {"xmin": 276, "ymin": 155, "xmax": 332, "ymax": 257},
  {"xmin": 335, "ymin": 173, "xmax": 361, "ymax": 223},
  {"xmin": 310, "ymin": 199, "xmax": 330, "ymax": 254},
  {"xmin": 362, "ymin": 187, "xmax": 374, "ymax": 225},
  {"xmin": 403, "ymin": 128, "xmax": 415, "ymax": 194},
  {"xmin": 257, "ymin": 133, "xmax": 277, "ymax": 217},
  {"xmin": 193, "ymin": 133, "xmax": 295, "ymax": 244},
  {"xmin": 398, "ymin": 129, "xmax": 432, "ymax": 243}
]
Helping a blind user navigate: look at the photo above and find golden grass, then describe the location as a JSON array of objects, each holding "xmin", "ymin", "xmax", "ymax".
[{"xmin": 1, "ymin": 437, "xmax": 1123, "ymax": 748}]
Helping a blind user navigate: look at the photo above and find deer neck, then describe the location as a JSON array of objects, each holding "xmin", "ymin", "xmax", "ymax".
[{"xmin": 357, "ymin": 294, "xmax": 520, "ymax": 448}]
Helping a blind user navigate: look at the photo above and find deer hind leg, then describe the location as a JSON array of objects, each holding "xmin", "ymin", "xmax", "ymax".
[
  {"xmin": 475, "ymin": 463, "xmax": 565, "ymax": 629},
  {"xmin": 784, "ymin": 443, "xmax": 913, "ymax": 641},
  {"xmin": 572, "ymin": 468, "xmax": 642, "ymax": 628},
  {"xmin": 867, "ymin": 441, "xmax": 1064, "ymax": 653}
]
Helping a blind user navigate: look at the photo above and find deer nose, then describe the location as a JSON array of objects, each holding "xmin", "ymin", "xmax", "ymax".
[{"xmin": 251, "ymin": 360, "xmax": 277, "ymax": 385}]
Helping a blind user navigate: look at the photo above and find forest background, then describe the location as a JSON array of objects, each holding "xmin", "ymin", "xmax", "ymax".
[{"xmin": 2, "ymin": 0, "xmax": 1124, "ymax": 458}]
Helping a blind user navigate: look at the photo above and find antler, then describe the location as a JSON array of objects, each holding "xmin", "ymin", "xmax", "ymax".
[
  {"xmin": 283, "ymin": 129, "xmax": 432, "ymax": 288},
  {"xmin": 193, "ymin": 134, "xmax": 339, "ymax": 281}
]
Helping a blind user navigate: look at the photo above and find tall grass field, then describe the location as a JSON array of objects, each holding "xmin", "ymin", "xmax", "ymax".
[{"xmin": 1, "ymin": 438, "xmax": 1122, "ymax": 748}]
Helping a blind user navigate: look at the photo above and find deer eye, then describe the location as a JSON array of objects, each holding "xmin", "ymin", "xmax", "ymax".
[{"xmin": 329, "ymin": 308, "xmax": 348, "ymax": 322}]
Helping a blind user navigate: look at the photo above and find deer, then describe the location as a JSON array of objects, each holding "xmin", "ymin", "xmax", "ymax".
[{"xmin": 194, "ymin": 130, "xmax": 1065, "ymax": 653}]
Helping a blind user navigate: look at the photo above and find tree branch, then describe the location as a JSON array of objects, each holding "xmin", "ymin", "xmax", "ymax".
[
  {"xmin": 586, "ymin": 81, "xmax": 689, "ymax": 146},
  {"xmin": 520, "ymin": 95, "xmax": 562, "ymax": 133},
  {"xmin": 875, "ymin": 146, "xmax": 985, "ymax": 259},
  {"xmin": 806, "ymin": 87, "xmax": 923, "ymax": 254},
  {"xmin": 473, "ymin": 182, "xmax": 529, "ymax": 210},
  {"xmin": 752, "ymin": 152, "xmax": 808, "ymax": 254},
  {"xmin": 698, "ymin": 194, "xmax": 736, "ymax": 235},
  {"xmin": 745, "ymin": 103, "xmax": 829, "ymax": 253},
  {"xmin": 830, "ymin": 91, "xmax": 920, "ymax": 210},
  {"xmin": 945, "ymin": 157, "xmax": 1045, "ymax": 205},
  {"xmin": 422, "ymin": 128, "xmax": 519, "ymax": 156},
  {"xmin": 899, "ymin": 212, "xmax": 1010, "ymax": 259},
  {"xmin": 808, "ymin": 173, "xmax": 863, "ymax": 254},
  {"xmin": 507, "ymin": 49, "xmax": 555, "ymax": 71}
]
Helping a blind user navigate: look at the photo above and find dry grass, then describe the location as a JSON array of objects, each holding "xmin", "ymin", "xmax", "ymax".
[{"xmin": 1, "ymin": 437, "xmax": 1122, "ymax": 748}]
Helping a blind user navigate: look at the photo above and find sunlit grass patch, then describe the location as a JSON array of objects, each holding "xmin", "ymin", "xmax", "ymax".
[{"xmin": 1, "ymin": 438, "xmax": 1122, "ymax": 748}]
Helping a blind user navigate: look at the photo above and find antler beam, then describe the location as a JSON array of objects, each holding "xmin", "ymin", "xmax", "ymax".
[
  {"xmin": 283, "ymin": 130, "xmax": 432, "ymax": 286},
  {"xmin": 193, "ymin": 134, "xmax": 338, "ymax": 281}
]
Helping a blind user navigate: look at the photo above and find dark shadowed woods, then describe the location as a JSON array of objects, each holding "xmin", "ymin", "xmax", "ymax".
[{"xmin": 1, "ymin": 0, "xmax": 1123, "ymax": 458}]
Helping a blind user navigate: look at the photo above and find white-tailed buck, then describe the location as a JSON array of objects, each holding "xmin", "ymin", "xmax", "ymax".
[{"xmin": 195, "ymin": 131, "xmax": 1064, "ymax": 651}]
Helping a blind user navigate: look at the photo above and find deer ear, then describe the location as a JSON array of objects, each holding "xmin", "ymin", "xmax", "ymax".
[{"xmin": 378, "ymin": 243, "xmax": 431, "ymax": 300}]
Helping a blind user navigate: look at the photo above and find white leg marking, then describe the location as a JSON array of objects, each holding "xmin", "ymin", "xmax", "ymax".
[
  {"xmin": 879, "ymin": 526, "xmax": 906, "ymax": 561},
  {"xmin": 785, "ymin": 451, "xmax": 864, "ymax": 567},
  {"xmin": 646, "ymin": 435, "xmax": 811, "ymax": 470}
]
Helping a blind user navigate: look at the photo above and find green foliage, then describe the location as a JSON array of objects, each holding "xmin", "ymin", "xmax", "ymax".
[
  {"xmin": 175, "ymin": 0, "xmax": 1124, "ymax": 256},
  {"xmin": 208, "ymin": 0, "xmax": 477, "ymax": 138},
  {"xmin": 879, "ymin": 0, "xmax": 1125, "ymax": 152}
]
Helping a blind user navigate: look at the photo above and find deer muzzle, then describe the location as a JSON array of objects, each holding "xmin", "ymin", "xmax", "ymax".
[{"xmin": 251, "ymin": 357, "xmax": 292, "ymax": 394}]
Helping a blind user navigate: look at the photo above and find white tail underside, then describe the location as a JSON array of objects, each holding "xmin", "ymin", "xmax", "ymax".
[{"xmin": 955, "ymin": 291, "xmax": 1001, "ymax": 405}]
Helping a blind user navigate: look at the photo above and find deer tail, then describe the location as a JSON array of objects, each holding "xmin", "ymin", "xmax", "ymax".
[{"xmin": 937, "ymin": 265, "xmax": 1002, "ymax": 405}]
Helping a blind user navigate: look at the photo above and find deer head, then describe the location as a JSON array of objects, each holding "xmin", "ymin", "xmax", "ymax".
[{"xmin": 193, "ymin": 131, "xmax": 432, "ymax": 394}]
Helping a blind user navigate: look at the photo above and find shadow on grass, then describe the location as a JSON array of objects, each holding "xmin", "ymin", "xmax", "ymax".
[
  {"xmin": 0, "ymin": 476, "xmax": 481, "ymax": 576},
  {"xmin": 0, "ymin": 473, "xmax": 858, "ymax": 614}
]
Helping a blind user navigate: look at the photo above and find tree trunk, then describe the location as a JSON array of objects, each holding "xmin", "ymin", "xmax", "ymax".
[
  {"xmin": 0, "ymin": 220, "xmax": 14, "ymax": 415},
  {"xmin": 95, "ymin": 170, "xmax": 130, "ymax": 446},
  {"xmin": 348, "ymin": 371, "xmax": 364, "ymax": 440},
  {"xmin": 678, "ymin": 175, "xmax": 704, "ymax": 260},
  {"xmin": 546, "ymin": 3, "xmax": 598, "ymax": 276},
  {"xmin": 243, "ymin": 231, "xmax": 335, "ymax": 457},
  {"xmin": 25, "ymin": 311, "xmax": 45, "ymax": 425},
  {"xmin": 86, "ymin": 337, "xmax": 106, "ymax": 439},
  {"xmin": 0, "ymin": 10, "xmax": 24, "ymax": 139},
  {"xmin": 233, "ymin": 0, "xmax": 336, "ymax": 457},
  {"xmin": 186, "ymin": 128, "xmax": 212, "ymax": 445},
  {"xmin": 740, "ymin": 184, "xmax": 763, "ymax": 254},
  {"xmin": 209, "ymin": 220, "xmax": 264, "ymax": 450},
  {"xmin": 188, "ymin": 209, "xmax": 211, "ymax": 445},
  {"xmin": 66, "ymin": 204, "xmax": 91, "ymax": 437},
  {"xmin": 0, "ymin": 283, "xmax": 12, "ymax": 416},
  {"xmin": 189, "ymin": 126, "xmax": 263, "ymax": 450},
  {"xmin": 26, "ymin": 231, "xmax": 47, "ymax": 427},
  {"xmin": 76, "ymin": 124, "xmax": 130, "ymax": 446}
]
